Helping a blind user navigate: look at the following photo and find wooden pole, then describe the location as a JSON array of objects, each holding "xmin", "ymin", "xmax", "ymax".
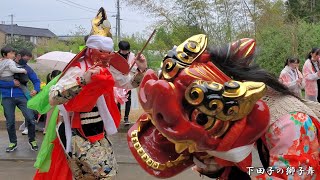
[{"xmin": 129, "ymin": 29, "xmax": 157, "ymax": 71}]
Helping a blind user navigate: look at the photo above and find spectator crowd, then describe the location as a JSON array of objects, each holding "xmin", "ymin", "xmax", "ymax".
[{"xmin": 279, "ymin": 47, "xmax": 320, "ymax": 102}]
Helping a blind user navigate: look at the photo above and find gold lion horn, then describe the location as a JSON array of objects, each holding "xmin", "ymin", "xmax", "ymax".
[
  {"xmin": 175, "ymin": 34, "xmax": 208, "ymax": 64},
  {"xmin": 90, "ymin": 7, "xmax": 112, "ymax": 37},
  {"xmin": 160, "ymin": 34, "xmax": 208, "ymax": 81}
]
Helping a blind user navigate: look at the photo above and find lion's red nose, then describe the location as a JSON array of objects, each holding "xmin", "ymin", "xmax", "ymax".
[{"xmin": 138, "ymin": 69, "xmax": 158, "ymax": 111}]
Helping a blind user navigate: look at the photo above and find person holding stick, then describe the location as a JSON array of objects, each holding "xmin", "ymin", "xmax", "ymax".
[
  {"xmin": 114, "ymin": 41, "xmax": 137, "ymax": 125},
  {"xmin": 113, "ymin": 31, "xmax": 156, "ymax": 121},
  {"xmin": 32, "ymin": 7, "xmax": 148, "ymax": 179}
]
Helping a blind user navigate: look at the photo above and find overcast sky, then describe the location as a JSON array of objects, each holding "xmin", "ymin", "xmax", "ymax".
[{"xmin": 0, "ymin": 0, "xmax": 155, "ymax": 36}]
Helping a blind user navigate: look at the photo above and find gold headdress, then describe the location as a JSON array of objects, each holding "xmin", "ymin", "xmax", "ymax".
[
  {"xmin": 174, "ymin": 34, "xmax": 207, "ymax": 65},
  {"xmin": 90, "ymin": 7, "xmax": 112, "ymax": 37},
  {"xmin": 161, "ymin": 34, "xmax": 208, "ymax": 80}
]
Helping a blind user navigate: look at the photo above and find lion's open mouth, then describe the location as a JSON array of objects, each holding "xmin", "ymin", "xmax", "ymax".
[{"xmin": 127, "ymin": 114, "xmax": 194, "ymax": 178}]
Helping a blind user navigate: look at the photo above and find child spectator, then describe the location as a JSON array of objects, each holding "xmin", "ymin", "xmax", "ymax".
[
  {"xmin": 0, "ymin": 47, "xmax": 27, "ymax": 84},
  {"xmin": 43, "ymin": 70, "xmax": 61, "ymax": 134},
  {"xmin": 0, "ymin": 47, "xmax": 30, "ymax": 101}
]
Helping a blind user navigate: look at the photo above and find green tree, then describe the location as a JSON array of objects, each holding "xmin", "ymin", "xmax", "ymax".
[
  {"xmin": 286, "ymin": 0, "xmax": 320, "ymax": 23},
  {"xmin": 252, "ymin": 1, "xmax": 320, "ymax": 75},
  {"xmin": 34, "ymin": 38, "xmax": 69, "ymax": 56},
  {"xmin": 67, "ymin": 25, "xmax": 88, "ymax": 53},
  {"xmin": 4, "ymin": 37, "xmax": 35, "ymax": 52},
  {"xmin": 122, "ymin": 0, "xmax": 320, "ymax": 77},
  {"xmin": 67, "ymin": 37, "xmax": 86, "ymax": 54},
  {"xmin": 120, "ymin": 33, "xmax": 163, "ymax": 70}
]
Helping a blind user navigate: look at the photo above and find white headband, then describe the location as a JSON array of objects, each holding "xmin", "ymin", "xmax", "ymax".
[{"xmin": 86, "ymin": 35, "xmax": 114, "ymax": 52}]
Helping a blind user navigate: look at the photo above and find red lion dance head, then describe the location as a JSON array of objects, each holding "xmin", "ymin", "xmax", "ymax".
[{"xmin": 127, "ymin": 34, "xmax": 271, "ymax": 179}]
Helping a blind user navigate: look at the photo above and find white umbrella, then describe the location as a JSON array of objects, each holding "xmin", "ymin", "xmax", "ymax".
[{"xmin": 36, "ymin": 51, "xmax": 76, "ymax": 71}]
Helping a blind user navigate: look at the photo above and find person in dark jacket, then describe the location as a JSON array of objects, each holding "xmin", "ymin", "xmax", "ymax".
[{"xmin": 0, "ymin": 49, "xmax": 40, "ymax": 152}]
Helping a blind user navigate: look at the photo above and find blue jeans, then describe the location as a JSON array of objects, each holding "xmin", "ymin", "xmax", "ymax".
[{"xmin": 1, "ymin": 97, "xmax": 36, "ymax": 144}]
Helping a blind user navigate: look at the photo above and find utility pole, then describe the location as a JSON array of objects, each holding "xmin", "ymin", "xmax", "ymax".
[
  {"xmin": 116, "ymin": 0, "xmax": 121, "ymax": 45},
  {"xmin": 9, "ymin": 14, "xmax": 14, "ymax": 43}
]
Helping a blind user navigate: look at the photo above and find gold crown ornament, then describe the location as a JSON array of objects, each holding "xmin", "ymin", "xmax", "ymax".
[
  {"xmin": 90, "ymin": 7, "xmax": 112, "ymax": 37},
  {"xmin": 161, "ymin": 34, "xmax": 208, "ymax": 80},
  {"xmin": 168, "ymin": 34, "xmax": 208, "ymax": 65}
]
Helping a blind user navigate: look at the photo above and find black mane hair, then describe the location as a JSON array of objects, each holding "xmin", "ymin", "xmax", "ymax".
[{"xmin": 208, "ymin": 46, "xmax": 296, "ymax": 97}]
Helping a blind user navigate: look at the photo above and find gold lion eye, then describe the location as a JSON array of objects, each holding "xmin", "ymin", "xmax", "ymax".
[
  {"xmin": 185, "ymin": 85, "xmax": 205, "ymax": 106},
  {"xmin": 197, "ymin": 97, "xmax": 224, "ymax": 117},
  {"xmin": 208, "ymin": 99, "xmax": 224, "ymax": 112},
  {"xmin": 191, "ymin": 109, "xmax": 215, "ymax": 130},
  {"xmin": 162, "ymin": 58, "xmax": 180, "ymax": 80}
]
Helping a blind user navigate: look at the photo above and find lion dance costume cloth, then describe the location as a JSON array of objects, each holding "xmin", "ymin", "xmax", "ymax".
[
  {"xmin": 29, "ymin": 7, "xmax": 146, "ymax": 180},
  {"xmin": 127, "ymin": 34, "xmax": 320, "ymax": 179}
]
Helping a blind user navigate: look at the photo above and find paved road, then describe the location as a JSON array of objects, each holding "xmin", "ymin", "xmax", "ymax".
[
  {"xmin": 0, "ymin": 161, "xmax": 211, "ymax": 180},
  {"xmin": 0, "ymin": 130, "xmax": 262, "ymax": 179},
  {"xmin": 0, "ymin": 130, "xmax": 212, "ymax": 180}
]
